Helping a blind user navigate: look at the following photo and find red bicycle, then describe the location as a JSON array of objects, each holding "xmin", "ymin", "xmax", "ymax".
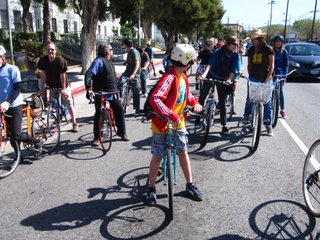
[{"xmin": 93, "ymin": 91, "xmax": 117, "ymax": 152}]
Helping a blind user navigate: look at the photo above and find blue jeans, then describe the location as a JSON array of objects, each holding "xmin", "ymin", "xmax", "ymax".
[
  {"xmin": 244, "ymin": 77, "xmax": 273, "ymax": 126},
  {"xmin": 279, "ymin": 80, "xmax": 285, "ymax": 110},
  {"xmin": 140, "ymin": 70, "xmax": 148, "ymax": 94}
]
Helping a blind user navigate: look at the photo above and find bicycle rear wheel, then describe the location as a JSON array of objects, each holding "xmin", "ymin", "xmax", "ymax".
[
  {"xmin": 0, "ymin": 131, "xmax": 21, "ymax": 179},
  {"xmin": 32, "ymin": 112, "xmax": 60, "ymax": 153},
  {"xmin": 99, "ymin": 109, "xmax": 113, "ymax": 152},
  {"xmin": 200, "ymin": 102, "xmax": 215, "ymax": 148},
  {"xmin": 303, "ymin": 139, "xmax": 320, "ymax": 217},
  {"xmin": 165, "ymin": 148, "xmax": 174, "ymax": 221},
  {"xmin": 271, "ymin": 88, "xmax": 279, "ymax": 128},
  {"xmin": 251, "ymin": 104, "xmax": 262, "ymax": 152}
]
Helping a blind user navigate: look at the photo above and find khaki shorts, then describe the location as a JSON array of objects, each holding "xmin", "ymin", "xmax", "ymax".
[{"xmin": 48, "ymin": 88, "xmax": 74, "ymax": 107}]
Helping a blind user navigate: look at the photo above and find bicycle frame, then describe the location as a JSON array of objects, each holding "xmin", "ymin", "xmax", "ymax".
[
  {"xmin": 46, "ymin": 88, "xmax": 69, "ymax": 123},
  {"xmin": 163, "ymin": 126, "xmax": 178, "ymax": 184}
]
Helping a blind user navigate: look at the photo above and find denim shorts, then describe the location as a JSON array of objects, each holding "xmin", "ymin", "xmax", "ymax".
[{"xmin": 151, "ymin": 128, "xmax": 188, "ymax": 158}]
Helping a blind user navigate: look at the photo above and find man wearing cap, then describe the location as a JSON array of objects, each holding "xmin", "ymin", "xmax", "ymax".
[
  {"xmin": 120, "ymin": 38, "xmax": 141, "ymax": 116},
  {"xmin": 198, "ymin": 36, "xmax": 240, "ymax": 134},
  {"xmin": 243, "ymin": 29, "xmax": 275, "ymax": 136}
]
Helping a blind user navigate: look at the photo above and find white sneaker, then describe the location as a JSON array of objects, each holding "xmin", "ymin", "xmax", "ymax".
[{"xmin": 266, "ymin": 126, "xmax": 274, "ymax": 136}]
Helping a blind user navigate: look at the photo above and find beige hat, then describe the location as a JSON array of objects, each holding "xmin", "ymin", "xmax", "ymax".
[{"xmin": 250, "ymin": 29, "xmax": 267, "ymax": 39}]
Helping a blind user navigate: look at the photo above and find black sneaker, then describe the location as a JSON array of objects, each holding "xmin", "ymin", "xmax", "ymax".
[
  {"xmin": 146, "ymin": 187, "xmax": 157, "ymax": 206},
  {"xmin": 222, "ymin": 126, "xmax": 229, "ymax": 135},
  {"xmin": 186, "ymin": 182, "xmax": 203, "ymax": 201}
]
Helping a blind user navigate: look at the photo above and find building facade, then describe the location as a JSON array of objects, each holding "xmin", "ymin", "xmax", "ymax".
[{"xmin": 0, "ymin": 0, "xmax": 121, "ymax": 41}]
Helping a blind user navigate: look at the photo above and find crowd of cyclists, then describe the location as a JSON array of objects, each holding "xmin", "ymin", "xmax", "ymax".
[{"xmin": 0, "ymin": 28, "xmax": 290, "ymax": 204}]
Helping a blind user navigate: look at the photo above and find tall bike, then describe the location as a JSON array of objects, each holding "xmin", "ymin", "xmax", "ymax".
[
  {"xmin": 302, "ymin": 139, "xmax": 320, "ymax": 217},
  {"xmin": 198, "ymin": 78, "xmax": 232, "ymax": 148},
  {"xmin": 0, "ymin": 112, "xmax": 21, "ymax": 179},
  {"xmin": 271, "ymin": 69, "xmax": 296, "ymax": 128},
  {"xmin": 242, "ymin": 77, "xmax": 274, "ymax": 152},
  {"xmin": 94, "ymin": 91, "xmax": 117, "ymax": 153}
]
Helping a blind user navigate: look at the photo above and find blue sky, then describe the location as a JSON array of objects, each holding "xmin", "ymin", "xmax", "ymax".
[{"xmin": 221, "ymin": 0, "xmax": 319, "ymax": 30}]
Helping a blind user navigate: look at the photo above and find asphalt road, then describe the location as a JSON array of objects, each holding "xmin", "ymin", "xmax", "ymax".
[{"xmin": 0, "ymin": 57, "xmax": 319, "ymax": 239}]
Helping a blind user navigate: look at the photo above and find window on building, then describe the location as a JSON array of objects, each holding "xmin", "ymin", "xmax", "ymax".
[
  {"xmin": 104, "ymin": 26, "xmax": 107, "ymax": 36},
  {"xmin": 36, "ymin": 19, "xmax": 40, "ymax": 31},
  {"xmin": 13, "ymin": 10, "xmax": 22, "ymax": 32},
  {"xmin": 73, "ymin": 21, "xmax": 77, "ymax": 33},
  {"xmin": 52, "ymin": 18, "xmax": 57, "ymax": 32},
  {"xmin": 63, "ymin": 19, "xmax": 68, "ymax": 33},
  {"xmin": 98, "ymin": 25, "xmax": 101, "ymax": 36},
  {"xmin": 0, "ymin": 10, "xmax": 9, "ymax": 29}
]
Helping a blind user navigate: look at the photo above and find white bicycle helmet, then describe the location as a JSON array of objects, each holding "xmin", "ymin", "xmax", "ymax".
[
  {"xmin": 171, "ymin": 44, "xmax": 197, "ymax": 66},
  {"xmin": 0, "ymin": 45, "xmax": 6, "ymax": 56}
]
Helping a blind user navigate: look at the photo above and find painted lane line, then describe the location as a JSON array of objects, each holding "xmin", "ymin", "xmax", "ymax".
[{"xmin": 280, "ymin": 118, "xmax": 309, "ymax": 155}]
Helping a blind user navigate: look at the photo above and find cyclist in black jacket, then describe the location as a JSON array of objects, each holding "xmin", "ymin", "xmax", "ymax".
[{"xmin": 85, "ymin": 44, "xmax": 129, "ymax": 145}]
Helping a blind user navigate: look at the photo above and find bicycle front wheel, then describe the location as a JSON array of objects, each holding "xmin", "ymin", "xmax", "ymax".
[
  {"xmin": 251, "ymin": 104, "xmax": 262, "ymax": 152},
  {"xmin": 99, "ymin": 109, "xmax": 113, "ymax": 152},
  {"xmin": 121, "ymin": 84, "xmax": 131, "ymax": 113},
  {"xmin": 271, "ymin": 88, "xmax": 279, "ymax": 128},
  {"xmin": 166, "ymin": 148, "xmax": 174, "ymax": 221},
  {"xmin": 32, "ymin": 112, "xmax": 60, "ymax": 153},
  {"xmin": 303, "ymin": 139, "xmax": 320, "ymax": 217},
  {"xmin": 0, "ymin": 132, "xmax": 21, "ymax": 179},
  {"xmin": 200, "ymin": 103, "xmax": 215, "ymax": 148}
]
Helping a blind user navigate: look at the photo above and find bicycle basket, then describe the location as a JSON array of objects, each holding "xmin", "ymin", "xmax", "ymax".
[
  {"xmin": 248, "ymin": 81, "xmax": 274, "ymax": 104},
  {"xmin": 21, "ymin": 79, "xmax": 40, "ymax": 93}
]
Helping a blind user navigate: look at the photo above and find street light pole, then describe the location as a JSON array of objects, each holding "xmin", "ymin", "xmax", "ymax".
[
  {"xmin": 268, "ymin": 0, "xmax": 276, "ymax": 40},
  {"xmin": 6, "ymin": 0, "xmax": 14, "ymax": 64},
  {"xmin": 284, "ymin": 0, "xmax": 290, "ymax": 39},
  {"xmin": 311, "ymin": 0, "xmax": 318, "ymax": 41}
]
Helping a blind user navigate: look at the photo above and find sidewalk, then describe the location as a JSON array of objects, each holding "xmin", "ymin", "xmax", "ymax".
[{"xmin": 68, "ymin": 49, "xmax": 165, "ymax": 96}]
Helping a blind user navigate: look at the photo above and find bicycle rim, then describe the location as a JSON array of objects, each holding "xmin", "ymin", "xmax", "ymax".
[
  {"xmin": 251, "ymin": 104, "xmax": 262, "ymax": 152},
  {"xmin": 99, "ymin": 110, "xmax": 112, "ymax": 152},
  {"xmin": 0, "ymin": 134, "xmax": 21, "ymax": 179},
  {"xmin": 272, "ymin": 89, "xmax": 279, "ymax": 128},
  {"xmin": 166, "ymin": 148, "xmax": 174, "ymax": 221},
  {"xmin": 302, "ymin": 139, "xmax": 320, "ymax": 217},
  {"xmin": 32, "ymin": 112, "xmax": 60, "ymax": 153}
]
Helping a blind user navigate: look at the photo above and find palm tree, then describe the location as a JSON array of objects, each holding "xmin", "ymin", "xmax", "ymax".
[{"xmin": 21, "ymin": 0, "xmax": 32, "ymax": 32}]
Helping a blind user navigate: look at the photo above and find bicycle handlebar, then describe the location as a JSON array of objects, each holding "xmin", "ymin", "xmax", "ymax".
[
  {"xmin": 201, "ymin": 78, "xmax": 232, "ymax": 86},
  {"xmin": 274, "ymin": 69, "xmax": 297, "ymax": 80}
]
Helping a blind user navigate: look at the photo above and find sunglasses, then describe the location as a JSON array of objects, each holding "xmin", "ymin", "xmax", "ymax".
[{"xmin": 47, "ymin": 48, "xmax": 55, "ymax": 52}]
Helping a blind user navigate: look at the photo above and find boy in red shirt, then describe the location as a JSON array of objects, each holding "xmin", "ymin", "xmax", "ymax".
[{"xmin": 146, "ymin": 44, "xmax": 203, "ymax": 205}]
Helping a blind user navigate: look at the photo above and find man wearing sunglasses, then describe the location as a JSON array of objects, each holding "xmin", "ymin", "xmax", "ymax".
[{"xmin": 37, "ymin": 42, "xmax": 79, "ymax": 132}]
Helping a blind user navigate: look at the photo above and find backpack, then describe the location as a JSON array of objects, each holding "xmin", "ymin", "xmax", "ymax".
[
  {"xmin": 143, "ymin": 80, "xmax": 161, "ymax": 120},
  {"xmin": 143, "ymin": 69, "xmax": 174, "ymax": 120}
]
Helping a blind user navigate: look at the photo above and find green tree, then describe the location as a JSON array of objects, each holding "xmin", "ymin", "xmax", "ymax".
[{"xmin": 293, "ymin": 19, "xmax": 320, "ymax": 41}]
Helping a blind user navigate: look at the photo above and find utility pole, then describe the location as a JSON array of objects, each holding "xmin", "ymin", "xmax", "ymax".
[
  {"xmin": 137, "ymin": 11, "xmax": 141, "ymax": 47},
  {"xmin": 284, "ymin": 0, "xmax": 290, "ymax": 39},
  {"xmin": 311, "ymin": 0, "xmax": 318, "ymax": 41},
  {"xmin": 268, "ymin": 0, "xmax": 276, "ymax": 40}
]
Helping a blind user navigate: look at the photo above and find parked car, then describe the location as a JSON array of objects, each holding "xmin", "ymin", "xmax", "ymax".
[{"xmin": 284, "ymin": 42, "xmax": 320, "ymax": 80}]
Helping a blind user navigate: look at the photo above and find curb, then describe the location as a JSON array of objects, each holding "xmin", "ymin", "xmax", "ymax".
[{"xmin": 71, "ymin": 59, "xmax": 163, "ymax": 97}]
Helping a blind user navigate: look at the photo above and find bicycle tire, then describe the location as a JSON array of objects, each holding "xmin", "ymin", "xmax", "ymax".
[
  {"xmin": 226, "ymin": 94, "xmax": 234, "ymax": 121},
  {"xmin": 302, "ymin": 139, "xmax": 320, "ymax": 217},
  {"xmin": 99, "ymin": 109, "xmax": 113, "ymax": 152},
  {"xmin": 271, "ymin": 88, "xmax": 279, "ymax": 128},
  {"xmin": 0, "ymin": 131, "xmax": 21, "ymax": 179},
  {"xmin": 121, "ymin": 84, "xmax": 130, "ymax": 113},
  {"xmin": 251, "ymin": 104, "xmax": 262, "ymax": 152},
  {"xmin": 200, "ymin": 102, "xmax": 214, "ymax": 148},
  {"xmin": 32, "ymin": 112, "xmax": 60, "ymax": 153},
  {"xmin": 32, "ymin": 93, "xmax": 45, "ymax": 115},
  {"xmin": 166, "ymin": 148, "xmax": 174, "ymax": 221},
  {"xmin": 186, "ymin": 66, "xmax": 193, "ymax": 77}
]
